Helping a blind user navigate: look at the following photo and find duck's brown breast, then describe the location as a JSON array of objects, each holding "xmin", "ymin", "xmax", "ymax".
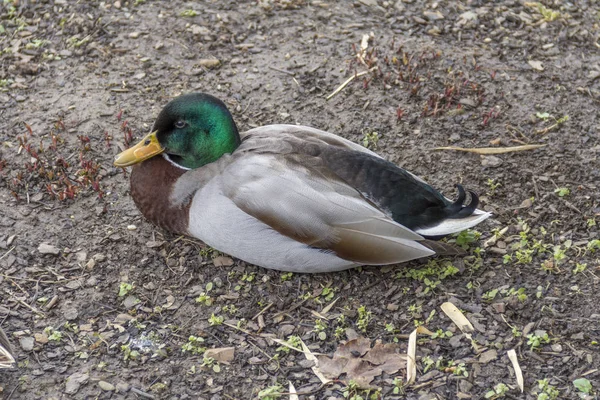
[{"xmin": 130, "ymin": 156, "xmax": 191, "ymax": 235}]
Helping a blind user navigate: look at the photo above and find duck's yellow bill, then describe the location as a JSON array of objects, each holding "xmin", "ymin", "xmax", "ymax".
[{"xmin": 114, "ymin": 131, "xmax": 164, "ymax": 167}]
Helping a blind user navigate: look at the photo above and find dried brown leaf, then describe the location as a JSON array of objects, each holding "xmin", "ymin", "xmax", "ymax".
[
  {"xmin": 433, "ymin": 144, "xmax": 545, "ymax": 154},
  {"xmin": 204, "ymin": 347, "xmax": 235, "ymax": 364},
  {"xmin": 316, "ymin": 338, "xmax": 406, "ymax": 387}
]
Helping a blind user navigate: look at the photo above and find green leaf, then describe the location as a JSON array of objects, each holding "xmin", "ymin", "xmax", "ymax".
[
  {"xmin": 573, "ymin": 378, "xmax": 592, "ymax": 394},
  {"xmin": 536, "ymin": 112, "xmax": 550, "ymax": 120}
]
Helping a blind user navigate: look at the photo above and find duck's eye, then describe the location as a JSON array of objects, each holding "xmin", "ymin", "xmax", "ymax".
[
  {"xmin": 144, "ymin": 139, "xmax": 151, "ymax": 145},
  {"xmin": 174, "ymin": 120, "xmax": 187, "ymax": 129}
]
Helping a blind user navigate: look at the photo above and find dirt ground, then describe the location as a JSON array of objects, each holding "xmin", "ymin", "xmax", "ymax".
[{"xmin": 1, "ymin": 0, "xmax": 599, "ymax": 399}]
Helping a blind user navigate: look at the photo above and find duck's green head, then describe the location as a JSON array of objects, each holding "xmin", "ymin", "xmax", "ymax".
[{"xmin": 114, "ymin": 93, "xmax": 241, "ymax": 169}]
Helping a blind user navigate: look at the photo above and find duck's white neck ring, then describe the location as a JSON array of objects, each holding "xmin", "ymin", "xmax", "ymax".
[{"xmin": 162, "ymin": 153, "xmax": 191, "ymax": 171}]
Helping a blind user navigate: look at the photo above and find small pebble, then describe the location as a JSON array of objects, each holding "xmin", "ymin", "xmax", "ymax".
[
  {"xmin": 127, "ymin": 225, "xmax": 137, "ymax": 231},
  {"xmin": 38, "ymin": 243, "xmax": 60, "ymax": 255},
  {"xmin": 20, "ymin": 336, "xmax": 35, "ymax": 351},
  {"xmin": 98, "ymin": 381, "xmax": 115, "ymax": 391}
]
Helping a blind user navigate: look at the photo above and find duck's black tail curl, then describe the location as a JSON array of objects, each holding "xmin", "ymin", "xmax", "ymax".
[{"xmin": 447, "ymin": 184, "xmax": 479, "ymax": 219}]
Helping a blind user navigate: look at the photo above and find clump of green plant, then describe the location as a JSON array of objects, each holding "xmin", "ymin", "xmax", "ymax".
[
  {"xmin": 280, "ymin": 272, "xmax": 293, "ymax": 282},
  {"xmin": 208, "ymin": 314, "xmax": 224, "ymax": 326},
  {"xmin": 485, "ymin": 382, "xmax": 509, "ymax": 399},
  {"xmin": 588, "ymin": 239, "xmax": 600, "ymax": 252},
  {"xmin": 431, "ymin": 329, "xmax": 453, "ymax": 339},
  {"xmin": 258, "ymin": 383, "xmax": 284, "ymax": 400},
  {"xmin": 121, "ymin": 343, "xmax": 140, "ymax": 361},
  {"xmin": 180, "ymin": 9, "xmax": 198, "ymax": 17},
  {"xmin": 181, "ymin": 335, "xmax": 205, "ymax": 355},
  {"xmin": 535, "ymin": 3, "xmax": 560, "ymax": 21},
  {"xmin": 276, "ymin": 335, "xmax": 302, "ymax": 354},
  {"xmin": 43, "ymin": 327, "xmax": 62, "ymax": 342},
  {"xmin": 397, "ymin": 259, "xmax": 459, "ymax": 294},
  {"xmin": 573, "ymin": 263, "xmax": 587, "ymax": 274},
  {"xmin": 356, "ymin": 305, "xmax": 372, "ymax": 333},
  {"xmin": 587, "ymin": 218, "xmax": 597, "ymax": 228},
  {"xmin": 536, "ymin": 378, "xmax": 560, "ymax": 399},
  {"xmin": 201, "ymin": 356, "xmax": 220, "ymax": 372},
  {"xmin": 527, "ymin": 332, "xmax": 550, "ymax": 351},
  {"xmin": 195, "ymin": 293, "xmax": 212, "ymax": 306},
  {"xmin": 554, "ymin": 187, "xmax": 570, "ymax": 197},
  {"xmin": 573, "ymin": 378, "xmax": 593, "ymax": 396},
  {"xmin": 392, "ymin": 377, "xmax": 405, "ymax": 395},
  {"xmin": 313, "ymin": 319, "xmax": 328, "ymax": 340},
  {"xmin": 456, "ymin": 229, "xmax": 482, "ymax": 248},
  {"xmin": 486, "ymin": 178, "xmax": 501, "ymax": 195},
  {"xmin": 341, "ymin": 379, "xmax": 381, "ymax": 400},
  {"xmin": 361, "ymin": 131, "xmax": 379, "ymax": 150},
  {"xmin": 118, "ymin": 282, "xmax": 134, "ymax": 297}
]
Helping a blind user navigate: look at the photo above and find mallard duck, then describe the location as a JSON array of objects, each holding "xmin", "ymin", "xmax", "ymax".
[
  {"xmin": 0, "ymin": 327, "xmax": 15, "ymax": 369},
  {"xmin": 114, "ymin": 93, "xmax": 491, "ymax": 273}
]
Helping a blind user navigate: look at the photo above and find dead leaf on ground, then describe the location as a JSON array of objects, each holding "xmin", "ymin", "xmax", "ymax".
[
  {"xmin": 204, "ymin": 347, "xmax": 235, "ymax": 364},
  {"xmin": 316, "ymin": 337, "xmax": 406, "ymax": 388},
  {"xmin": 213, "ymin": 256, "xmax": 234, "ymax": 267}
]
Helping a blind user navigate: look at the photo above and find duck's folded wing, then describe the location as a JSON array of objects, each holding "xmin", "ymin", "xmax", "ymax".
[{"xmin": 220, "ymin": 154, "xmax": 434, "ymax": 265}]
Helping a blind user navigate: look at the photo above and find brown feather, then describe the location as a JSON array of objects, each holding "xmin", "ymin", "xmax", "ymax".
[{"xmin": 130, "ymin": 156, "xmax": 191, "ymax": 235}]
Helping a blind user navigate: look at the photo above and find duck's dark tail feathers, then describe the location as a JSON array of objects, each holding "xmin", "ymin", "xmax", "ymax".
[
  {"xmin": 447, "ymin": 184, "xmax": 479, "ymax": 218},
  {"xmin": 413, "ymin": 184, "xmax": 491, "ymax": 238}
]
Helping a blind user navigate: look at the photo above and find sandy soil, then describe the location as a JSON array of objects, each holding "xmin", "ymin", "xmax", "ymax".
[{"xmin": 1, "ymin": 1, "xmax": 599, "ymax": 399}]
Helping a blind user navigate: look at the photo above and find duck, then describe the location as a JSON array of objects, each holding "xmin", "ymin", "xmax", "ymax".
[
  {"xmin": 0, "ymin": 327, "xmax": 15, "ymax": 369},
  {"xmin": 114, "ymin": 93, "xmax": 491, "ymax": 273}
]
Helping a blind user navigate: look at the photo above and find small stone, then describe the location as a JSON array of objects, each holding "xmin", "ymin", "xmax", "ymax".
[
  {"xmin": 98, "ymin": 381, "xmax": 115, "ymax": 391},
  {"xmin": 38, "ymin": 243, "xmax": 60, "ymax": 255},
  {"xmin": 20, "ymin": 336, "xmax": 35, "ymax": 351},
  {"xmin": 198, "ymin": 58, "xmax": 220, "ymax": 68},
  {"xmin": 386, "ymin": 303, "xmax": 399, "ymax": 311},
  {"xmin": 359, "ymin": 0, "xmax": 378, "ymax": 6},
  {"xmin": 154, "ymin": 42, "xmax": 164, "ymax": 50},
  {"xmin": 423, "ymin": 10, "xmax": 444, "ymax": 21},
  {"xmin": 571, "ymin": 332, "xmax": 584, "ymax": 340},
  {"xmin": 298, "ymin": 359, "xmax": 315, "ymax": 368},
  {"xmin": 459, "ymin": 379, "xmax": 473, "ymax": 393},
  {"xmin": 34, "ymin": 332, "xmax": 49, "ymax": 344},
  {"xmin": 116, "ymin": 382, "xmax": 130, "ymax": 393},
  {"xmin": 128, "ymin": 32, "xmax": 141, "ymax": 39},
  {"xmin": 65, "ymin": 372, "xmax": 89, "ymax": 394},
  {"xmin": 478, "ymin": 349, "xmax": 497, "ymax": 363},
  {"xmin": 63, "ymin": 307, "xmax": 78, "ymax": 321},
  {"xmin": 86, "ymin": 258, "xmax": 96, "ymax": 270},
  {"xmin": 113, "ymin": 1, "xmax": 121, "ymax": 9},
  {"xmin": 190, "ymin": 25, "xmax": 210, "ymax": 35},
  {"xmin": 123, "ymin": 295, "xmax": 140, "ymax": 309},
  {"xmin": 481, "ymin": 155, "xmax": 503, "ymax": 168},
  {"xmin": 76, "ymin": 251, "xmax": 87, "ymax": 262},
  {"xmin": 85, "ymin": 276, "xmax": 98, "ymax": 286},
  {"xmin": 92, "ymin": 253, "xmax": 106, "ymax": 262},
  {"xmin": 491, "ymin": 302, "xmax": 505, "ymax": 313},
  {"xmin": 528, "ymin": 60, "xmax": 544, "ymax": 71},
  {"xmin": 278, "ymin": 324, "xmax": 295, "ymax": 337},
  {"xmin": 127, "ymin": 225, "xmax": 137, "ymax": 231},
  {"xmin": 134, "ymin": 73, "xmax": 146, "ymax": 80},
  {"xmin": 551, "ymin": 343, "xmax": 563, "ymax": 352}
]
